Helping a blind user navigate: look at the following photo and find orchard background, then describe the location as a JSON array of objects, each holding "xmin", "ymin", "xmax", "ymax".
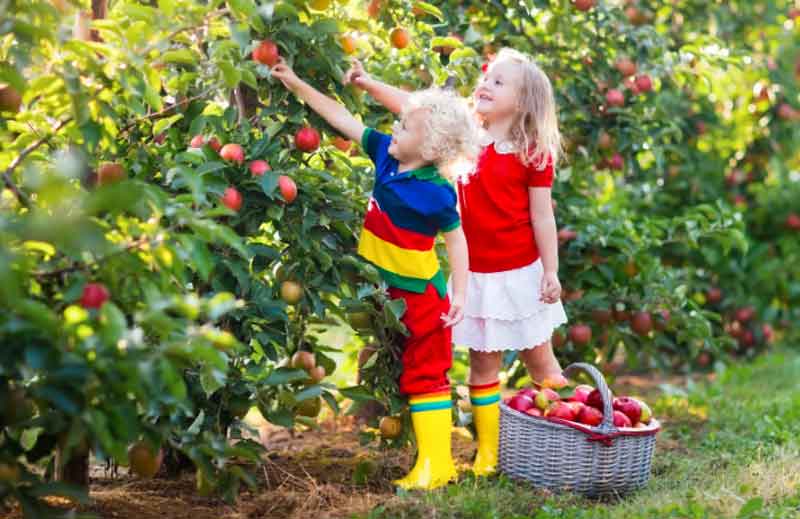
[{"xmin": 1, "ymin": 0, "xmax": 799, "ymax": 517}]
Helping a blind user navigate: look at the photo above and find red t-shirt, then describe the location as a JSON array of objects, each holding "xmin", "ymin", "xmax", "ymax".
[{"xmin": 458, "ymin": 144, "xmax": 554, "ymax": 273}]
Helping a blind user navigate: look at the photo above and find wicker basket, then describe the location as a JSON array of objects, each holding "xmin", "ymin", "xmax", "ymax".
[{"xmin": 498, "ymin": 362, "xmax": 660, "ymax": 497}]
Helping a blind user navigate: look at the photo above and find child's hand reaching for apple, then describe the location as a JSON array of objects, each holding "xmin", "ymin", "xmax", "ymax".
[
  {"xmin": 270, "ymin": 59, "xmax": 302, "ymax": 91},
  {"xmin": 343, "ymin": 58, "xmax": 371, "ymax": 89}
]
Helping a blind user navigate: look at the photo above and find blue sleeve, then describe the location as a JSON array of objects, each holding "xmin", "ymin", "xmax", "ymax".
[
  {"xmin": 361, "ymin": 127, "xmax": 391, "ymax": 166},
  {"xmin": 431, "ymin": 186, "xmax": 461, "ymax": 233}
]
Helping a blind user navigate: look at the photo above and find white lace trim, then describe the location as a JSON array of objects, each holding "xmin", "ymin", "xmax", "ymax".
[
  {"xmin": 453, "ymin": 308, "xmax": 569, "ymax": 352},
  {"xmin": 478, "ymin": 129, "xmax": 517, "ymax": 155}
]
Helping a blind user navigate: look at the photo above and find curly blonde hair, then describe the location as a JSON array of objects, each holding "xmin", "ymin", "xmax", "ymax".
[
  {"xmin": 401, "ymin": 88, "xmax": 480, "ymax": 181},
  {"xmin": 483, "ymin": 48, "xmax": 562, "ymax": 169}
]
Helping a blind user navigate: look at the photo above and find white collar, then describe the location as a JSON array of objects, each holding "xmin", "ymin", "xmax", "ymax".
[{"xmin": 479, "ymin": 129, "xmax": 517, "ymax": 155}]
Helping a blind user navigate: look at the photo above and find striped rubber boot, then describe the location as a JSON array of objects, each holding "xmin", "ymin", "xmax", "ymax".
[
  {"xmin": 469, "ymin": 381, "xmax": 501, "ymax": 476},
  {"xmin": 394, "ymin": 390, "xmax": 458, "ymax": 490}
]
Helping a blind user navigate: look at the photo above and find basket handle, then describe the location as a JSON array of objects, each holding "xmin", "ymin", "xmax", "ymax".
[{"xmin": 562, "ymin": 362, "xmax": 617, "ymax": 434}]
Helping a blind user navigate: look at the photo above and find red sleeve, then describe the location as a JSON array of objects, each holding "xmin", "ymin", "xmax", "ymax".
[{"xmin": 527, "ymin": 155, "xmax": 554, "ymax": 187}]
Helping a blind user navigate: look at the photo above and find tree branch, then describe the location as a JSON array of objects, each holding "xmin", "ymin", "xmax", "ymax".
[{"xmin": 2, "ymin": 118, "xmax": 72, "ymax": 208}]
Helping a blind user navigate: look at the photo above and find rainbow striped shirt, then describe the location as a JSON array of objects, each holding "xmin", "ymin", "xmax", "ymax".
[{"xmin": 358, "ymin": 128, "xmax": 460, "ymax": 297}]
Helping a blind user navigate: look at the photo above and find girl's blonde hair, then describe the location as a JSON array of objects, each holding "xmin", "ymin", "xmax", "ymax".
[
  {"xmin": 401, "ymin": 88, "xmax": 479, "ymax": 181},
  {"xmin": 485, "ymin": 48, "xmax": 562, "ymax": 169}
]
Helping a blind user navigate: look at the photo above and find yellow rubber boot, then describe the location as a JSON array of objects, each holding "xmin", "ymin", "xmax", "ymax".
[
  {"xmin": 469, "ymin": 381, "xmax": 500, "ymax": 476},
  {"xmin": 394, "ymin": 391, "xmax": 457, "ymax": 490}
]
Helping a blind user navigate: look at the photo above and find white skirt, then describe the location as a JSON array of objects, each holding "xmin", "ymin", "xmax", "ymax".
[{"xmin": 448, "ymin": 259, "xmax": 568, "ymax": 352}]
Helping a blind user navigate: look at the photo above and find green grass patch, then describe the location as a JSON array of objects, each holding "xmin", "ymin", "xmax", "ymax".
[{"xmin": 360, "ymin": 351, "xmax": 800, "ymax": 519}]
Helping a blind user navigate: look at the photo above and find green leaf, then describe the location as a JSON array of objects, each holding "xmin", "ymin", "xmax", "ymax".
[
  {"xmin": 187, "ymin": 410, "xmax": 206, "ymax": 435},
  {"xmin": 200, "ymin": 366, "xmax": 227, "ymax": 397},
  {"xmin": 262, "ymin": 367, "xmax": 309, "ymax": 386},
  {"xmin": 207, "ymin": 292, "xmax": 239, "ymax": 320},
  {"xmin": 294, "ymin": 384, "xmax": 322, "ymax": 402},
  {"xmin": 160, "ymin": 49, "xmax": 196, "ymax": 66},
  {"xmin": 410, "ymin": 1, "xmax": 443, "ymax": 20},
  {"xmin": 196, "ymin": 161, "xmax": 228, "ymax": 176},
  {"xmin": 153, "ymin": 114, "xmax": 184, "ymax": 135},
  {"xmin": 218, "ymin": 61, "xmax": 242, "ymax": 88},
  {"xmin": 99, "ymin": 303, "xmax": 127, "ymax": 344},
  {"xmin": 737, "ymin": 497, "xmax": 764, "ymax": 518},
  {"xmin": 338, "ymin": 385, "xmax": 376, "ymax": 402},
  {"xmin": 259, "ymin": 172, "xmax": 280, "ymax": 196}
]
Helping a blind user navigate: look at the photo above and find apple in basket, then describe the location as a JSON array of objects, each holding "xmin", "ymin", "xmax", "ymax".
[
  {"xmin": 613, "ymin": 410, "xmax": 633, "ymax": 428},
  {"xmin": 586, "ymin": 387, "xmax": 612, "ymax": 410},
  {"xmin": 535, "ymin": 388, "xmax": 561, "ymax": 411},
  {"xmin": 569, "ymin": 384, "xmax": 594, "ymax": 404},
  {"xmin": 525, "ymin": 407, "xmax": 543, "ymax": 417},
  {"xmin": 545, "ymin": 401, "xmax": 577, "ymax": 421},
  {"xmin": 507, "ymin": 394, "xmax": 535, "ymax": 413},
  {"xmin": 565, "ymin": 401, "xmax": 585, "ymax": 416},
  {"xmin": 517, "ymin": 387, "xmax": 539, "ymax": 399},
  {"xmin": 613, "ymin": 396, "xmax": 642, "ymax": 425},
  {"xmin": 632, "ymin": 397, "xmax": 653, "ymax": 424},
  {"xmin": 577, "ymin": 404, "xmax": 604, "ymax": 426}
]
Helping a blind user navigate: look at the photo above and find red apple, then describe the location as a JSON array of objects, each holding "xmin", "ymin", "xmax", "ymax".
[
  {"xmin": 762, "ymin": 323, "xmax": 774, "ymax": 344},
  {"xmin": 591, "ymin": 309, "xmax": 613, "ymax": 325},
  {"xmin": 551, "ymin": 330, "xmax": 566, "ymax": 348},
  {"xmin": 609, "ymin": 153, "xmax": 624, "ymax": 170},
  {"xmin": 605, "ymin": 89, "xmax": 625, "ymax": 108},
  {"xmin": 707, "ymin": 287, "xmax": 723, "ymax": 304},
  {"xmin": 635, "ymin": 74, "xmax": 653, "ymax": 93},
  {"xmin": 570, "ymin": 384, "xmax": 594, "ymax": 404},
  {"xmin": 557, "ymin": 228, "xmax": 578, "ymax": 243},
  {"xmin": 208, "ymin": 137, "xmax": 222, "ymax": 152},
  {"xmin": 735, "ymin": 306, "xmax": 755, "ymax": 323},
  {"xmin": 253, "ymin": 40, "xmax": 280, "ymax": 67},
  {"xmin": 80, "ymin": 282, "xmax": 110, "ymax": 309},
  {"xmin": 631, "ymin": 311, "xmax": 653, "ymax": 336},
  {"xmin": 332, "ymin": 136, "xmax": 352, "ymax": 152},
  {"xmin": 785, "ymin": 213, "xmax": 800, "ymax": 230},
  {"xmin": 777, "ymin": 103, "xmax": 797, "ymax": 120},
  {"xmin": 221, "ymin": 187, "xmax": 242, "ymax": 212},
  {"xmin": 517, "ymin": 388, "xmax": 538, "ymax": 400},
  {"xmin": 573, "ymin": 0, "xmax": 594, "ymax": 11},
  {"xmin": 278, "ymin": 175, "xmax": 297, "ymax": 203},
  {"xmin": 577, "ymin": 405, "xmax": 603, "ymax": 426},
  {"xmin": 507, "ymin": 394, "xmax": 535, "ymax": 413},
  {"xmin": 219, "ymin": 143, "xmax": 245, "ymax": 164},
  {"xmin": 295, "ymin": 127, "xmax": 321, "ymax": 152},
  {"xmin": 615, "ymin": 57, "xmax": 637, "ymax": 77},
  {"xmin": 545, "ymin": 401, "xmax": 577, "ymax": 421},
  {"xmin": 568, "ymin": 324, "xmax": 592, "ymax": 345},
  {"xmin": 613, "ymin": 410, "xmax": 633, "ymax": 428},
  {"xmin": 655, "ymin": 309, "xmax": 671, "ymax": 331},
  {"xmin": 597, "ymin": 131, "xmax": 614, "ymax": 149},
  {"xmin": 189, "ymin": 135, "xmax": 205, "ymax": 148},
  {"xmin": 249, "ymin": 160, "xmax": 270, "ymax": 177},
  {"xmin": 566, "ymin": 401, "xmax": 585, "ymax": 416},
  {"xmin": 586, "ymin": 388, "xmax": 611, "ymax": 410},
  {"xmin": 525, "ymin": 407, "xmax": 543, "ymax": 417},
  {"xmin": 612, "ymin": 396, "xmax": 642, "ymax": 424}
]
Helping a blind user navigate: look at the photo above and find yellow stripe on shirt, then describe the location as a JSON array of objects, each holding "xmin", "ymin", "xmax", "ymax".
[{"xmin": 358, "ymin": 228, "xmax": 440, "ymax": 280}]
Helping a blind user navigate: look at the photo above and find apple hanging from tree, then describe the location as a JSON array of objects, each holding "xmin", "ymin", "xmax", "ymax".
[
  {"xmin": 615, "ymin": 57, "xmax": 637, "ymax": 77},
  {"xmin": 573, "ymin": 0, "xmax": 595, "ymax": 11},
  {"xmin": 207, "ymin": 136, "xmax": 222, "ymax": 152},
  {"xmin": 290, "ymin": 350, "xmax": 316, "ymax": 371},
  {"xmin": 97, "ymin": 162, "xmax": 126, "ymax": 186},
  {"xmin": 606, "ymin": 89, "xmax": 625, "ymax": 107},
  {"xmin": 340, "ymin": 34, "xmax": 357, "ymax": 55},
  {"xmin": 609, "ymin": 153, "xmax": 624, "ymax": 170},
  {"xmin": 281, "ymin": 280, "xmax": 303, "ymax": 305},
  {"xmin": 785, "ymin": 213, "xmax": 800, "ymax": 230},
  {"xmin": 80, "ymin": 283, "xmax": 110, "ymax": 309},
  {"xmin": 0, "ymin": 85, "xmax": 22, "ymax": 113},
  {"xmin": 295, "ymin": 127, "xmax": 321, "ymax": 152},
  {"xmin": 249, "ymin": 160, "xmax": 270, "ymax": 177},
  {"xmin": 635, "ymin": 74, "xmax": 653, "ymax": 92},
  {"xmin": 390, "ymin": 27, "xmax": 410, "ymax": 49},
  {"xmin": 630, "ymin": 311, "xmax": 653, "ymax": 336},
  {"xmin": 221, "ymin": 187, "xmax": 242, "ymax": 212},
  {"xmin": 568, "ymin": 324, "xmax": 592, "ymax": 345},
  {"xmin": 252, "ymin": 40, "xmax": 280, "ymax": 67},
  {"xmin": 189, "ymin": 135, "xmax": 205, "ymax": 148},
  {"xmin": 219, "ymin": 143, "xmax": 245, "ymax": 164},
  {"xmin": 332, "ymin": 136, "xmax": 352, "ymax": 152},
  {"xmin": 278, "ymin": 175, "xmax": 298, "ymax": 203}
]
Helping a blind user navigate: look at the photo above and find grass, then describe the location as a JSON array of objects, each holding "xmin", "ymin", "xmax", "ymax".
[{"xmin": 358, "ymin": 350, "xmax": 800, "ymax": 519}]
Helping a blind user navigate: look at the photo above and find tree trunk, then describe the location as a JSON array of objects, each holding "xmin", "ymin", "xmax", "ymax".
[{"xmin": 55, "ymin": 447, "xmax": 90, "ymax": 487}]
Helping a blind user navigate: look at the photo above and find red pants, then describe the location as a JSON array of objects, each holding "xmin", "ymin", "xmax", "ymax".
[{"xmin": 388, "ymin": 284, "xmax": 452, "ymax": 395}]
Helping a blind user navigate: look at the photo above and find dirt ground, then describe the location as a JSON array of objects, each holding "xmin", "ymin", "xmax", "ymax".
[{"xmin": 2, "ymin": 373, "xmax": 703, "ymax": 519}]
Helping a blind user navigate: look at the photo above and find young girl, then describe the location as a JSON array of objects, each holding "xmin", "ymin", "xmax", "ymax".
[
  {"xmin": 271, "ymin": 60, "xmax": 477, "ymax": 490},
  {"xmin": 345, "ymin": 48, "xmax": 568, "ymax": 476}
]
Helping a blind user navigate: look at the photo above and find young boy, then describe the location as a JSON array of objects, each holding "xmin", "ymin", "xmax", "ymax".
[{"xmin": 271, "ymin": 60, "xmax": 476, "ymax": 490}]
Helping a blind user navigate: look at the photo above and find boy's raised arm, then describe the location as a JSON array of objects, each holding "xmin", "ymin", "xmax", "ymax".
[
  {"xmin": 271, "ymin": 60, "xmax": 365, "ymax": 143},
  {"xmin": 344, "ymin": 59, "xmax": 411, "ymax": 115}
]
